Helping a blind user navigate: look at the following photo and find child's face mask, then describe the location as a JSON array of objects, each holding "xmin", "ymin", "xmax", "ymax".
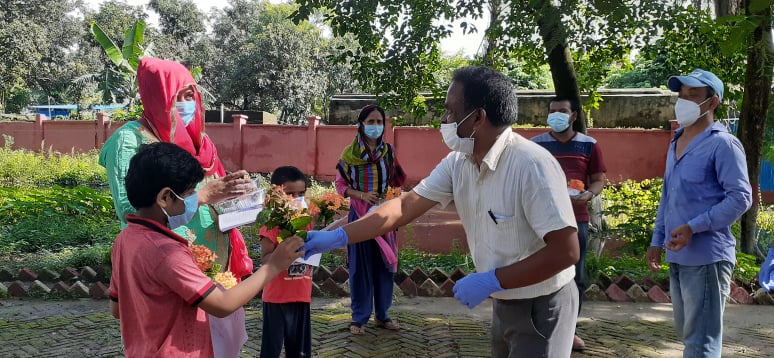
[
  {"xmin": 293, "ymin": 196, "xmax": 308, "ymax": 210},
  {"xmin": 162, "ymin": 190, "xmax": 199, "ymax": 229}
]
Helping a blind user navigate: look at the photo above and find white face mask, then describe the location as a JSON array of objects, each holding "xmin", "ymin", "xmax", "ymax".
[
  {"xmin": 675, "ymin": 97, "xmax": 711, "ymax": 128},
  {"xmin": 293, "ymin": 196, "xmax": 308, "ymax": 210},
  {"xmin": 440, "ymin": 109, "xmax": 477, "ymax": 154}
]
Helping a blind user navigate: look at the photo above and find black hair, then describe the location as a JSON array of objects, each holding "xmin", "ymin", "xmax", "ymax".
[
  {"xmin": 451, "ymin": 66, "xmax": 518, "ymax": 127},
  {"xmin": 549, "ymin": 96, "xmax": 580, "ymax": 114},
  {"xmin": 125, "ymin": 142, "xmax": 204, "ymax": 209},
  {"xmin": 356, "ymin": 104, "xmax": 386, "ymax": 139},
  {"xmin": 270, "ymin": 166, "xmax": 307, "ymax": 186}
]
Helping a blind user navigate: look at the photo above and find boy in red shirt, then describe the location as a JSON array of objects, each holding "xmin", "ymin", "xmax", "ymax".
[
  {"xmin": 259, "ymin": 166, "xmax": 314, "ymax": 358},
  {"xmin": 109, "ymin": 142, "xmax": 304, "ymax": 358}
]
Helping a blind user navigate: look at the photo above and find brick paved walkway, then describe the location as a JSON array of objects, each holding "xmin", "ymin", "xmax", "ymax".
[{"xmin": 1, "ymin": 299, "xmax": 773, "ymax": 357}]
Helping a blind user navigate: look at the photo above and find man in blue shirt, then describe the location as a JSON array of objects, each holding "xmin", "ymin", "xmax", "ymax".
[{"xmin": 647, "ymin": 69, "xmax": 752, "ymax": 358}]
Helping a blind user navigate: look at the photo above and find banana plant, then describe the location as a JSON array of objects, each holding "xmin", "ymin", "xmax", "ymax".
[{"xmin": 87, "ymin": 20, "xmax": 153, "ymax": 109}]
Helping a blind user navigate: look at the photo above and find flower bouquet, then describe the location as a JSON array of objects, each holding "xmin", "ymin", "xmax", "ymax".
[
  {"xmin": 254, "ymin": 185, "xmax": 313, "ymax": 242},
  {"xmin": 189, "ymin": 244, "xmax": 245, "ymax": 358},
  {"xmin": 308, "ymin": 189, "xmax": 349, "ymax": 230}
]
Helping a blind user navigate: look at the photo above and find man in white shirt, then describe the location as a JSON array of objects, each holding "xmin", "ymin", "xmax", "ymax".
[{"xmin": 303, "ymin": 66, "xmax": 580, "ymax": 357}]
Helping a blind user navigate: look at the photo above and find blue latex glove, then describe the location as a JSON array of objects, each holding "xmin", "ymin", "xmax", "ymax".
[
  {"xmin": 760, "ymin": 248, "xmax": 774, "ymax": 292},
  {"xmin": 453, "ymin": 269, "xmax": 503, "ymax": 308},
  {"xmin": 300, "ymin": 227, "xmax": 349, "ymax": 260}
]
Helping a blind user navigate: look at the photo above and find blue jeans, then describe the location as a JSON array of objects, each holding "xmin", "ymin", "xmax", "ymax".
[{"xmin": 669, "ymin": 261, "xmax": 733, "ymax": 358}]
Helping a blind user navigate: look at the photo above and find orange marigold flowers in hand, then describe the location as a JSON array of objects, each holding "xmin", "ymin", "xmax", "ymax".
[
  {"xmin": 255, "ymin": 185, "xmax": 313, "ymax": 242},
  {"xmin": 309, "ymin": 189, "xmax": 349, "ymax": 230},
  {"xmin": 213, "ymin": 272, "xmax": 237, "ymax": 289},
  {"xmin": 384, "ymin": 186, "xmax": 402, "ymax": 200},
  {"xmin": 190, "ymin": 244, "xmax": 217, "ymax": 273},
  {"xmin": 568, "ymin": 179, "xmax": 585, "ymax": 191}
]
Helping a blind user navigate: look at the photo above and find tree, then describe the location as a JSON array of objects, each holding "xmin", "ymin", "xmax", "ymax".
[
  {"xmin": 291, "ymin": 0, "xmax": 676, "ymax": 129},
  {"xmin": 148, "ymin": 0, "xmax": 206, "ymax": 46},
  {"xmin": 207, "ymin": 0, "xmax": 352, "ymax": 123},
  {"xmin": 88, "ymin": 20, "xmax": 151, "ymax": 108},
  {"xmin": 0, "ymin": 0, "xmax": 91, "ymax": 112},
  {"xmin": 735, "ymin": 0, "xmax": 773, "ymax": 257}
]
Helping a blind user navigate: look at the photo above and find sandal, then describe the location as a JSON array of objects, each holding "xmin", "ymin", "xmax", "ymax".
[
  {"xmin": 375, "ymin": 318, "xmax": 400, "ymax": 331},
  {"xmin": 349, "ymin": 322, "xmax": 366, "ymax": 335}
]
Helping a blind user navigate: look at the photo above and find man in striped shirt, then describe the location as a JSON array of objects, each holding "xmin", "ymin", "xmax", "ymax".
[{"xmin": 532, "ymin": 96, "xmax": 607, "ymax": 351}]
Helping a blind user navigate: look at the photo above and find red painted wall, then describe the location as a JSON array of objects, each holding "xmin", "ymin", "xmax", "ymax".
[{"xmin": 0, "ymin": 115, "xmax": 680, "ymax": 185}]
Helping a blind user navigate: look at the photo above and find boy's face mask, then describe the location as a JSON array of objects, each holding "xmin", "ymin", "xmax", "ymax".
[{"xmin": 162, "ymin": 190, "xmax": 199, "ymax": 229}]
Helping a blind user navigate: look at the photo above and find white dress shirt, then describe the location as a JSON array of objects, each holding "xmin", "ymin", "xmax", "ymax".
[{"xmin": 414, "ymin": 129, "xmax": 577, "ymax": 299}]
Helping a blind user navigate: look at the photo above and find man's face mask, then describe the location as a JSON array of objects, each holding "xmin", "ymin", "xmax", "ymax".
[
  {"xmin": 547, "ymin": 112, "xmax": 571, "ymax": 132},
  {"xmin": 440, "ymin": 109, "xmax": 477, "ymax": 154},
  {"xmin": 674, "ymin": 97, "xmax": 711, "ymax": 128}
]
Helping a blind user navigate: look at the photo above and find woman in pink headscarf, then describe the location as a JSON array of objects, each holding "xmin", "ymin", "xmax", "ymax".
[{"xmin": 99, "ymin": 58, "xmax": 253, "ymax": 278}]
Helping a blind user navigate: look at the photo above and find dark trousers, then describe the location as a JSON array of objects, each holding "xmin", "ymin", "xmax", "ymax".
[
  {"xmin": 575, "ymin": 221, "xmax": 588, "ymax": 312},
  {"xmin": 492, "ymin": 282, "xmax": 578, "ymax": 358},
  {"xmin": 348, "ymin": 239, "xmax": 395, "ymax": 325},
  {"xmin": 260, "ymin": 302, "xmax": 311, "ymax": 358}
]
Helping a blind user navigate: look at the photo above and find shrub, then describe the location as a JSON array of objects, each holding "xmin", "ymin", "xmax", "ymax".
[
  {"xmin": 600, "ymin": 178, "xmax": 663, "ymax": 254},
  {"xmin": 0, "ymin": 186, "xmax": 119, "ymax": 252},
  {"xmin": 0, "ymin": 138, "xmax": 107, "ymax": 188},
  {"xmin": 0, "ymin": 243, "xmax": 113, "ymax": 273}
]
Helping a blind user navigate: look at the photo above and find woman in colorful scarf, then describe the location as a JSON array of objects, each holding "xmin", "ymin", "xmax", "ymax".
[
  {"xmin": 335, "ymin": 104, "xmax": 407, "ymax": 335},
  {"xmin": 99, "ymin": 58, "xmax": 254, "ymax": 280}
]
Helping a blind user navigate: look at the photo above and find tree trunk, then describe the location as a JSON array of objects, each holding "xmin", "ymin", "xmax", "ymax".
[
  {"xmin": 736, "ymin": 1, "xmax": 772, "ymax": 258},
  {"xmin": 532, "ymin": 0, "xmax": 587, "ymax": 133},
  {"xmin": 715, "ymin": 0, "xmax": 742, "ymax": 17},
  {"xmin": 481, "ymin": 0, "xmax": 504, "ymax": 68}
]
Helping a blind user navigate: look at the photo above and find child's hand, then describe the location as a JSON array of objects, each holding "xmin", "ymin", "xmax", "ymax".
[
  {"xmin": 265, "ymin": 236, "xmax": 304, "ymax": 271},
  {"xmin": 200, "ymin": 170, "xmax": 252, "ymax": 204}
]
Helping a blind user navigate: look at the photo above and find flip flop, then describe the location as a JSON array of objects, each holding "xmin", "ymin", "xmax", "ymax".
[
  {"xmin": 375, "ymin": 318, "xmax": 400, "ymax": 330},
  {"xmin": 349, "ymin": 322, "xmax": 366, "ymax": 335}
]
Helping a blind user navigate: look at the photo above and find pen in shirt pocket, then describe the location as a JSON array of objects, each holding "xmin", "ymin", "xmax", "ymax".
[{"xmin": 488, "ymin": 210, "xmax": 498, "ymax": 224}]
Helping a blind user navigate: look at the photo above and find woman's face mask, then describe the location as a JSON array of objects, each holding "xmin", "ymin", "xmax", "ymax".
[
  {"xmin": 440, "ymin": 109, "xmax": 477, "ymax": 154},
  {"xmin": 176, "ymin": 101, "xmax": 197, "ymax": 126},
  {"xmin": 162, "ymin": 190, "xmax": 198, "ymax": 229},
  {"xmin": 363, "ymin": 124, "xmax": 384, "ymax": 139}
]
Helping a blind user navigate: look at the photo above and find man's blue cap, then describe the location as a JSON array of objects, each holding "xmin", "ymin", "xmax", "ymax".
[{"xmin": 667, "ymin": 68, "xmax": 724, "ymax": 101}]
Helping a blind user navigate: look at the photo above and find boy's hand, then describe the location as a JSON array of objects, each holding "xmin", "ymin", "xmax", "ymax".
[
  {"xmin": 301, "ymin": 228, "xmax": 349, "ymax": 260},
  {"xmin": 199, "ymin": 170, "xmax": 252, "ymax": 205},
  {"xmin": 265, "ymin": 236, "xmax": 304, "ymax": 272}
]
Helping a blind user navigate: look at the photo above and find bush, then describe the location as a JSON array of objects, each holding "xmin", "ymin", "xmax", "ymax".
[
  {"xmin": 0, "ymin": 138, "xmax": 107, "ymax": 188},
  {"xmin": 0, "ymin": 186, "xmax": 119, "ymax": 252},
  {"xmin": 0, "ymin": 243, "xmax": 113, "ymax": 273},
  {"xmin": 601, "ymin": 178, "xmax": 662, "ymax": 254},
  {"xmin": 585, "ymin": 253, "xmax": 669, "ymax": 285}
]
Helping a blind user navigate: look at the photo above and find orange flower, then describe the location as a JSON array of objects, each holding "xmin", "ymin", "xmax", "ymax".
[
  {"xmin": 213, "ymin": 272, "xmax": 237, "ymax": 289},
  {"xmin": 190, "ymin": 244, "xmax": 217, "ymax": 273},
  {"xmin": 309, "ymin": 189, "xmax": 349, "ymax": 230},
  {"xmin": 568, "ymin": 179, "xmax": 585, "ymax": 191},
  {"xmin": 384, "ymin": 186, "xmax": 402, "ymax": 200}
]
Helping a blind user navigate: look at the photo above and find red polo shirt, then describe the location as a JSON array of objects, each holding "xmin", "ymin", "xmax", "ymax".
[{"xmin": 110, "ymin": 215, "xmax": 216, "ymax": 358}]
